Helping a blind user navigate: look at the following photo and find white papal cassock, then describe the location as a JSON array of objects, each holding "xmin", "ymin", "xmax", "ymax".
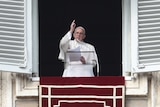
[{"xmin": 58, "ymin": 31, "xmax": 99, "ymax": 77}]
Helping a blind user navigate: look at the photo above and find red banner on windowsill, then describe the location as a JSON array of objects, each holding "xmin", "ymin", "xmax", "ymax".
[{"xmin": 39, "ymin": 76, "xmax": 125, "ymax": 107}]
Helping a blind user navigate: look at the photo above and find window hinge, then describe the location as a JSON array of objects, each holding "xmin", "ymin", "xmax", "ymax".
[{"xmin": 138, "ymin": 64, "xmax": 145, "ymax": 69}]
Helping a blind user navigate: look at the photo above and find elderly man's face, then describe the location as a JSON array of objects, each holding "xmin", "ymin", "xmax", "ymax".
[{"xmin": 73, "ymin": 28, "xmax": 85, "ymax": 41}]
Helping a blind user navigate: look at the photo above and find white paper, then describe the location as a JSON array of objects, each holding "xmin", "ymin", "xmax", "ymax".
[{"xmin": 67, "ymin": 46, "xmax": 81, "ymax": 61}]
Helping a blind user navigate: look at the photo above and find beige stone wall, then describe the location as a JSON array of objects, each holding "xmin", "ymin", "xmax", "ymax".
[
  {"xmin": 0, "ymin": 72, "xmax": 39, "ymax": 107},
  {"xmin": 149, "ymin": 72, "xmax": 160, "ymax": 107},
  {"xmin": 0, "ymin": 72, "xmax": 12, "ymax": 107},
  {"xmin": 15, "ymin": 98, "xmax": 38, "ymax": 107},
  {"xmin": 125, "ymin": 72, "xmax": 160, "ymax": 107},
  {"xmin": 126, "ymin": 96, "xmax": 148, "ymax": 107}
]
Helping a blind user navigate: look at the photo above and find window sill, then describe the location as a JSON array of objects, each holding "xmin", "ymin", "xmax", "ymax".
[{"xmin": 31, "ymin": 77, "xmax": 39, "ymax": 82}]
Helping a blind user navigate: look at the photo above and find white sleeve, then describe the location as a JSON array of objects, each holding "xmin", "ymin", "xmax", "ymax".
[{"xmin": 58, "ymin": 31, "xmax": 72, "ymax": 60}]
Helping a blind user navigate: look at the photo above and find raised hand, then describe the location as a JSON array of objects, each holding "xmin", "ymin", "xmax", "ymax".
[{"xmin": 70, "ymin": 20, "xmax": 76, "ymax": 33}]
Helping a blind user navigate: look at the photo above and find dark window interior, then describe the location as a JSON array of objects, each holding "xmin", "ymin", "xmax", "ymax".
[{"xmin": 39, "ymin": 0, "xmax": 122, "ymax": 76}]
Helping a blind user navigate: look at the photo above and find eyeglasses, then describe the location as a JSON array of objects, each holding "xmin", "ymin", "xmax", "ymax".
[{"xmin": 74, "ymin": 32, "xmax": 84, "ymax": 35}]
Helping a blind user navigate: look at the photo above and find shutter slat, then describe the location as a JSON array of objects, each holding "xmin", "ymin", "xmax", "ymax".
[
  {"xmin": 0, "ymin": 45, "xmax": 24, "ymax": 51},
  {"xmin": 0, "ymin": 8, "xmax": 24, "ymax": 15},
  {"xmin": 0, "ymin": 27, "xmax": 24, "ymax": 33},
  {"xmin": 139, "ymin": 50, "xmax": 160, "ymax": 54},
  {"xmin": 0, "ymin": 1, "xmax": 24, "ymax": 6},
  {"xmin": 0, "ymin": 22, "xmax": 24, "ymax": 28},
  {"xmin": 139, "ymin": 35, "xmax": 160, "ymax": 39},
  {"xmin": 139, "ymin": 59, "xmax": 160, "ymax": 65},
  {"xmin": 0, "ymin": 58, "xmax": 25, "ymax": 66},
  {"xmin": 139, "ymin": 31, "xmax": 160, "ymax": 35},
  {"xmin": 0, "ymin": 14, "xmax": 24, "ymax": 20},
  {"xmin": 0, "ymin": 4, "xmax": 24, "ymax": 10},
  {"xmin": 0, "ymin": 54, "xmax": 24, "ymax": 59},
  {"xmin": 0, "ymin": 49, "xmax": 24, "ymax": 55},
  {"xmin": 0, "ymin": 41, "xmax": 24, "ymax": 46},
  {"xmin": 139, "ymin": 43, "xmax": 160, "ymax": 48},
  {"xmin": 0, "ymin": 19, "xmax": 24, "ymax": 24},
  {"xmin": 0, "ymin": 36, "xmax": 24, "ymax": 41},
  {"xmin": 139, "ymin": 54, "xmax": 160, "ymax": 58},
  {"xmin": 0, "ymin": 31, "xmax": 24, "ymax": 35},
  {"xmin": 0, "ymin": 17, "xmax": 24, "ymax": 21}
]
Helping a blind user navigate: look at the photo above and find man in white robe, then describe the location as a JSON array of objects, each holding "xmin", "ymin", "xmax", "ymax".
[{"xmin": 58, "ymin": 20, "xmax": 99, "ymax": 77}]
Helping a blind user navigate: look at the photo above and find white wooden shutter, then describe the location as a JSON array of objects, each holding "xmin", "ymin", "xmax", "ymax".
[
  {"xmin": 0, "ymin": 0, "xmax": 33, "ymax": 73},
  {"xmin": 132, "ymin": 0, "xmax": 160, "ymax": 72}
]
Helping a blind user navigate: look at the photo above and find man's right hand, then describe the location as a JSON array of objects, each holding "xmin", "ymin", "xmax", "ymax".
[{"xmin": 70, "ymin": 20, "xmax": 76, "ymax": 33}]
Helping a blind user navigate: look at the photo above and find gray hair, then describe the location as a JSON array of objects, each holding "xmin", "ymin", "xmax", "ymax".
[{"xmin": 75, "ymin": 26, "xmax": 86, "ymax": 35}]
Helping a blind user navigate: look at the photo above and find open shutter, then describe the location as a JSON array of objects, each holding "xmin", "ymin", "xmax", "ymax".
[
  {"xmin": 132, "ymin": 0, "xmax": 160, "ymax": 72},
  {"xmin": 0, "ymin": 0, "xmax": 32, "ymax": 73}
]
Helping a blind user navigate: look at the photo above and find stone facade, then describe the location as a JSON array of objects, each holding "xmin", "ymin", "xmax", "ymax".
[{"xmin": 0, "ymin": 72, "xmax": 160, "ymax": 107}]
